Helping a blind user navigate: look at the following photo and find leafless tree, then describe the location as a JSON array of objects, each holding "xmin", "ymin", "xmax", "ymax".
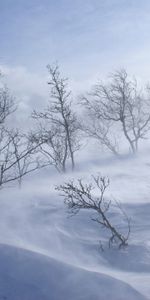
[
  {"xmin": 32, "ymin": 64, "xmax": 80, "ymax": 172},
  {"xmin": 0, "ymin": 83, "xmax": 16, "ymax": 124},
  {"xmin": 29, "ymin": 124, "xmax": 69, "ymax": 173},
  {"xmin": 56, "ymin": 175, "xmax": 130, "ymax": 248},
  {"xmin": 0, "ymin": 129, "xmax": 43, "ymax": 188},
  {"xmin": 81, "ymin": 69, "xmax": 150, "ymax": 154},
  {"xmin": 0, "ymin": 77, "xmax": 43, "ymax": 188}
]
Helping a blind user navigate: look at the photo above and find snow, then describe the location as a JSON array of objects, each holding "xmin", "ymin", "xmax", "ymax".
[
  {"xmin": 0, "ymin": 243, "xmax": 147, "ymax": 300},
  {"xmin": 0, "ymin": 148, "xmax": 150, "ymax": 299}
]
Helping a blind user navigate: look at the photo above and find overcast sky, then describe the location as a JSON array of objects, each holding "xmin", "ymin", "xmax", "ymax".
[{"xmin": 0, "ymin": 0, "xmax": 150, "ymax": 121}]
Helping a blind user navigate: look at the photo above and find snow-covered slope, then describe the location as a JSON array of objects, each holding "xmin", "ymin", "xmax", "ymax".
[
  {"xmin": 0, "ymin": 244, "xmax": 147, "ymax": 300},
  {"xmin": 0, "ymin": 150, "xmax": 150, "ymax": 299}
]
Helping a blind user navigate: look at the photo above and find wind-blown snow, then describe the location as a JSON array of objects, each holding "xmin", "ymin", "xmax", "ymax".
[{"xmin": 0, "ymin": 148, "xmax": 150, "ymax": 299}]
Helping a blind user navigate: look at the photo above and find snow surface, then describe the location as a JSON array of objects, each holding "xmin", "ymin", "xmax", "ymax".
[{"xmin": 0, "ymin": 148, "xmax": 150, "ymax": 299}]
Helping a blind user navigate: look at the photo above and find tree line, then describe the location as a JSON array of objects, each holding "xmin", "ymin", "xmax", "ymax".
[{"xmin": 1, "ymin": 64, "xmax": 150, "ymax": 188}]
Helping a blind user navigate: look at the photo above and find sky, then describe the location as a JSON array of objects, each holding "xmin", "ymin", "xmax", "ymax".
[{"xmin": 0, "ymin": 0, "xmax": 150, "ymax": 123}]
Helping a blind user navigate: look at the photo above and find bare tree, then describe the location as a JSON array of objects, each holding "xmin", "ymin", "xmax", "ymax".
[
  {"xmin": 0, "ymin": 129, "xmax": 43, "ymax": 188},
  {"xmin": 0, "ymin": 77, "xmax": 43, "ymax": 188},
  {"xmin": 0, "ymin": 83, "xmax": 16, "ymax": 124},
  {"xmin": 81, "ymin": 69, "xmax": 150, "ymax": 154},
  {"xmin": 32, "ymin": 64, "xmax": 80, "ymax": 172},
  {"xmin": 29, "ymin": 124, "xmax": 69, "ymax": 173},
  {"xmin": 56, "ymin": 175, "xmax": 130, "ymax": 248}
]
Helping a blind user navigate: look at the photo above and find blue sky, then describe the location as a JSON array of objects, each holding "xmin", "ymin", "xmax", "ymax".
[{"xmin": 0, "ymin": 0, "xmax": 150, "ymax": 118}]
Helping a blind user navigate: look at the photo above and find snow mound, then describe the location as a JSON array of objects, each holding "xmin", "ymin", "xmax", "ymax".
[{"xmin": 0, "ymin": 243, "xmax": 147, "ymax": 300}]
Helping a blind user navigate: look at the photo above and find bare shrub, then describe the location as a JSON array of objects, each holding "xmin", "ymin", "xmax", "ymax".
[{"xmin": 56, "ymin": 175, "xmax": 130, "ymax": 248}]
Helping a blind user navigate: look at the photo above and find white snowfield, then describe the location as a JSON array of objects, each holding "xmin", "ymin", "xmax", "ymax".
[{"xmin": 0, "ymin": 149, "xmax": 150, "ymax": 300}]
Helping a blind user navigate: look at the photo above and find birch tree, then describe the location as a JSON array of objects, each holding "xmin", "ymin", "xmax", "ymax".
[
  {"xmin": 32, "ymin": 64, "xmax": 80, "ymax": 172},
  {"xmin": 81, "ymin": 69, "xmax": 150, "ymax": 154}
]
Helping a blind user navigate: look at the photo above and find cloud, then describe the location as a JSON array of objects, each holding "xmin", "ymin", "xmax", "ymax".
[{"xmin": 0, "ymin": 64, "xmax": 49, "ymax": 129}]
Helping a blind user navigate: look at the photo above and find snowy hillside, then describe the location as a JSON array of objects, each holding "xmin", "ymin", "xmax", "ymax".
[
  {"xmin": 0, "ymin": 244, "xmax": 147, "ymax": 300},
  {"xmin": 0, "ymin": 150, "xmax": 150, "ymax": 299}
]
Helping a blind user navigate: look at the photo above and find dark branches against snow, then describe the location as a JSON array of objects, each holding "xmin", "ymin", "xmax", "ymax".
[{"xmin": 56, "ymin": 175, "xmax": 130, "ymax": 248}]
